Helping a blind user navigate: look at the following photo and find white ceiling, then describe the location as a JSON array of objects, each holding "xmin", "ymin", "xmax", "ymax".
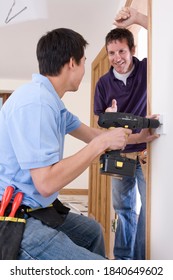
[{"xmin": 0, "ymin": 0, "xmax": 125, "ymax": 83}]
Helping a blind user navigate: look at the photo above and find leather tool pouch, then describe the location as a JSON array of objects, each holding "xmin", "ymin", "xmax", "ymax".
[
  {"xmin": 26, "ymin": 198, "xmax": 70, "ymax": 228},
  {"xmin": 138, "ymin": 149, "xmax": 147, "ymax": 180},
  {"xmin": 0, "ymin": 205, "xmax": 26, "ymax": 260}
]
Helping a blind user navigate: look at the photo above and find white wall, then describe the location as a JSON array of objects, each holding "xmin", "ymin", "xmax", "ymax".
[
  {"xmin": 137, "ymin": 28, "xmax": 147, "ymax": 59},
  {"xmin": 63, "ymin": 81, "xmax": 91, "ymax": 189},
  {"xmin": 150, "ymin": 0, "xmax": 173, "ymax": 259},
  {"xmin": 1, "ymin": 78, "xmax": 29, "ymax": 90}
]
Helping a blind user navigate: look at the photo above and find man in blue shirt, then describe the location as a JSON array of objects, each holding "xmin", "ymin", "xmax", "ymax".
[{"xmin": 94, "ymin": 8, "xmax": 151, "ymax": 260}]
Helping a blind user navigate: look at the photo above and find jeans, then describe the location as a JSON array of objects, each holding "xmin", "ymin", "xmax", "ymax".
[
  {"xmin": 112, "ymin": 160, "xmax": 146, "ymax": 260},
  {"xmin": 18, "ymin": 212, "xmax": 106, "ymax": 260}
]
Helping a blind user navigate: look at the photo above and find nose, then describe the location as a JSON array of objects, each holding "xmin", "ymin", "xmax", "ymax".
[{"xmin": 114, "ymin": 52, "xmax": 122, "ymax": 62}]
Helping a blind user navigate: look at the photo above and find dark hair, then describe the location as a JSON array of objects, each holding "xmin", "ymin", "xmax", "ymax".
[
  {"xmin": 36, "ymin": 28, "xmax": 88, "ymax": 76},
  {"xmin": 105, "ymin": 28, "xmax": 135, "ymax": 51}
]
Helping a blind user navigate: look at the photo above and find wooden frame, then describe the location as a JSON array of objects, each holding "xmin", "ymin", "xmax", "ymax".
[
  {"xmin": 0, "ymin": 91, "xmax": 12, "ymax": 104},
  {"xmin": 0, "ymin": 91, "xmax": 12, "ymax": 110},
  {"xmin": 146, "ymin": 0, "xmax": 152, "ymax": 260}
]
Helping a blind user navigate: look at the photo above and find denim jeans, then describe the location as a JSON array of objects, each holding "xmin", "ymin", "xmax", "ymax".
[
  {"xmin": 112, "ymin": 160, "xmax": 146, "ymax": 260},
  {"xmin": 18, "ymin": 212, "xmax": 106, "ymax": 260}
]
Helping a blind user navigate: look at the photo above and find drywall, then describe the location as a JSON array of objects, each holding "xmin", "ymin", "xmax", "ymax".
[
  {"xmin": 63, "ymin": 81, "xmax": 91, "ymax": 189},
  {"xmin": 150, "ymin": 0, "xmax": 173, "ymax": 259}
]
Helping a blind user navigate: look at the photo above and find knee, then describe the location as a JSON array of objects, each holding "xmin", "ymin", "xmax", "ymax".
[
  {"xmin": 89, "ymin": 218, "xmax": 103, "ymax": 236},
  {"xmin": 95, "ymin": 219, "xmax": 102, "ymax": 232}
]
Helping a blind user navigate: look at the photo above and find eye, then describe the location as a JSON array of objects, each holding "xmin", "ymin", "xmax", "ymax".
[
  {"xmin": 108, "ymin": 51, "xmax": 115, "ymax": 56},
  {"xmin": 119, "ymin": 49, "xmax": 126, "ymax": 54}
]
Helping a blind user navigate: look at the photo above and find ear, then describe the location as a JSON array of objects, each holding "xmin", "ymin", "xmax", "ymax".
[{"xmin": 69, "ymin": 57, "xmax": 76, "ymax": 70}]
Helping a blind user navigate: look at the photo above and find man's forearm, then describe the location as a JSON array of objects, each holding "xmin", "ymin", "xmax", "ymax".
[{"xmin": 136, "ymin": 12, "xmax": 148, "ymax": 29}]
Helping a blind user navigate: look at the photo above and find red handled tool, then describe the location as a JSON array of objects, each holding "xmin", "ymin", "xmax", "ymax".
[
  {"xmin": 8, "ymin": 192, "xmax": 23, "ymax": 218},
  {"xmin": 0, "ymin": 186, "xmax": 14, "ymax": 216}
]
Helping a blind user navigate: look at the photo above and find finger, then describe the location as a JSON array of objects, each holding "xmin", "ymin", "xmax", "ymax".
[
  {"xmin": 125, "ymin": 133, "xmax": 129, "ymax": 141},
  {"xmin": 125, "ymin": 128, "xmax": 132, "ymax": 136},
  {"xmin": 122, "ymin": 7, "xmax": 131, "ymax": 14},
  {"xmin": 112, "ymin": 99, "xmax": 117, "ymax": 111},
  {"xmin": 146, "ymin": 114, "xmax": 160, "ymax": 119},
  {"xmin": 119, "ymin": 11, "xmax": 130, "ymax": 19},
  {"xmin": 113, "ymin": 20, "xmax": 124, "ymax": 27},
  {"xmin": 115, "ymin": 10, "xmax": 130, "ymax": 21},
  {"xmin": 112, "ymin": 99, "xmax": 117, "ymax": 106},
  {"xmin": 146, "ymin": 134, "xmax": 160, "ymax": 143}
]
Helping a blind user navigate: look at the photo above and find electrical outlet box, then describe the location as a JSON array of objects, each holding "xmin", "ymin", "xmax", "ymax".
[{"xmin": 155, "ymin": 114, "xmax": 166, "ymax": 135}]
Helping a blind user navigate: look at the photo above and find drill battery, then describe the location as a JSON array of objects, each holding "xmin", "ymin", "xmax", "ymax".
[{"xmin": 100, "ymin": 150, "xmax": 136, "ymax": 177}]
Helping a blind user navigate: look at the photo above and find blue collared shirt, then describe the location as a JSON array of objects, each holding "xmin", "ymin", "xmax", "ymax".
[{"xmin": 0, "ymin": 74, "xmax": 81, "ymax": 207}]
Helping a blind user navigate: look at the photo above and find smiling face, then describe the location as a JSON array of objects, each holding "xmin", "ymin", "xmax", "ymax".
[{"xmin": 107, "ymin": 39, "xmax": 135, "ymax": 74}]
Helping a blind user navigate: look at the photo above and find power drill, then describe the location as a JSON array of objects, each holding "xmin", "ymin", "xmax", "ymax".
[{"xmin": 98, "ymin": 112, "xmax": 160, "ymax": 177}]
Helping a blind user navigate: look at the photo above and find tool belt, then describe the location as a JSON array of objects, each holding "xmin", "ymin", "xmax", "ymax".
[
  {"xmin": 25, "ymin": 198, "xmax": 70, "ymax": 228},
  {"xmin": 120, "ymin": 149, "xmax": 147, "ymax": 180},
  {"xmin": 0, "ymin": 187, "xmax": 70, "ymax": 260},
  {"xmin": 2, "ymin": 198, "xmax": 70, "ymax": 227}
]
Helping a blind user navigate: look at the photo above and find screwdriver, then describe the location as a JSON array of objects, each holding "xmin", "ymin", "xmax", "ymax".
[
  {"xmin": 0, "ymin": 186, "xmax": 14, "ymax": 216},
  {"xmin": 9, "ymin": 192, "xmax": 23, "ymax": 217}
]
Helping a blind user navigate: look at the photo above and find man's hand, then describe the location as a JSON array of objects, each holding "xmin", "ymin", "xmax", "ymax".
[
  {"xmin": 113, "ymin": 7, "xmax": 148, "ymax": 29},
  {"xmin": 105, "ymin": 99, "xmax": 117, "ymax": 112},
  {"xmin": 138, "ymin": 128, "xmax": 160, "ymax": 144},
  {"xmin": 113, "ymin": 7, "xmax": 137, "ymax": 27},
  {"xmin": 126, "ymin": 114, "xmax": 160, "ymax": 145},
  {"xmin": 105, "ymin": 127, "xmax": 132, "ymax": 151},
  {"xmin": 137, "ymin": 114, "xmax": 160, "ymax": 144}
]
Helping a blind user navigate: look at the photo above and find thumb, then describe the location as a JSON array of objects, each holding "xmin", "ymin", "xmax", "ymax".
[
  {"xmin": 112, "ymin": 99, "xmax": 117, "ymax": 111},
  {"xmin": 105, "ymin": 99, "xmax": 118, "ymax": 112}
]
